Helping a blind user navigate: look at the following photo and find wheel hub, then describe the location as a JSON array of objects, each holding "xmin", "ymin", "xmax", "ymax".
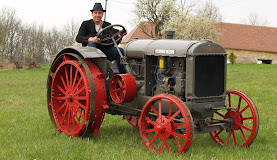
[
  {"xmin": 225, "ymin": 110, "xmax": 243, "ymax": 130},
  {"xmin": 154, "ymin": 117, "xmax": 174, "ymax": 139},
  {"xmin": 67, "ymin": 95, "xmax": 74, "ymax": 102}
]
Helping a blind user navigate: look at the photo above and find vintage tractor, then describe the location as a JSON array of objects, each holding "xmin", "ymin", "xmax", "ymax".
[{"xmin": 47, "ymin": 25, "xmax": 259, "ymax": 154}]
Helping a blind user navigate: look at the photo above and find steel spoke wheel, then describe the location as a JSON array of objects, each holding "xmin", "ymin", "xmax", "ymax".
[
  {"xmin": 139, "ymin": 94, "xmax": 194, "ymax": 154},
  {"xmin": 50, "ymin": 58, "xmax": 90, "ymax": 136},
  {"xmin": 124, "ymin": 115, "xmax": 139, "ymax": 128},
  {"xmin": 47, "ymin": 54, "xmax": 107, "ymax": 137},
  {"xmin": 210, "ymin": 90, "xmax": 259, "ymax": 147}
]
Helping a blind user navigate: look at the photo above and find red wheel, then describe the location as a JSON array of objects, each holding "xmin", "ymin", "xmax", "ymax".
[
  {"xmin": 48, "ymin": 54, "xmax": 107, "ymax": 137},
  {"xmin": 124, "ymin": 115, "xmax": 139, "ymax": 128},
  {"xmin": 50, "ymin": 58, "xmax": 90, "ymax": 136},
  {"xmin": 139, "ymin": 94, "xmax": 194, "ymax": 154},
  {"xmin": 210, "ymin": 90, "xmax": 259, "ymax": 147},
  {"xmin": 109, "ymin": 74, "xmax": 137, "ymax": 103}
]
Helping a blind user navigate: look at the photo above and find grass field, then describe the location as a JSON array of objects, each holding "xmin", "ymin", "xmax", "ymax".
[{"xmin": 0, "ymin": 63, "xmax": 276, "ymax": 159}]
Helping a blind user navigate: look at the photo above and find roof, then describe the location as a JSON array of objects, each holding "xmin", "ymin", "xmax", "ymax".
[
  {"xmin": 123, "ymin": 22, "xmax": 277, "ymax": 53},
  {"xmin": 216, "ymin": 22, "xmax": 277, "ymax": 53},
  {"xmin": 122, "ymin": 22, "xmax": 154, "ymax": 44}
]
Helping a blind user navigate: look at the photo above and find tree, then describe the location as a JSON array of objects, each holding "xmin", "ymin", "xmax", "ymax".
[
  {"xmin": 163, "ymin": 13, "xmax": 221, "ymax": 42},
  {"xmin": 0, "ymin": 9, "xmax": 8, "ymax": 65},
  {"xmin": 133, "ymin": 0, "xmax": 177, "ymax": 38},
  {"xmin": 241, "ymin": 12, "xmax": 269, "ymax": 26},
  {"xmin": 133, "ymin": 0, "xmax": 222, "ymax": 41},
  {"xmin": 44, "ymin": 27, "xmax": 64, "ymax": 60},
  {"xmin": 61, "ymin": 18, "xmax": 80, "ymax": 46},
  {"xmin": 196, "ymin": 1, "xmax": 222, "ymax": 22},
  {"xmin": 162, "ymin": 1, "xmax": 222, "ymax": 42},
  {"xmin": 0, "ymin": 8, "xmax": 22, "ymax": 65}
]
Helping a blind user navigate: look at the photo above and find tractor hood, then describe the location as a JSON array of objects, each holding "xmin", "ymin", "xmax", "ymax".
[{"xmin": 125, "ymin": 39, "xmax": 226, "ymax": 58}]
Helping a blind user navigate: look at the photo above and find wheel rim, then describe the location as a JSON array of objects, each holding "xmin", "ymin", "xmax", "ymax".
[
  {"xmin": 109, "ymin": 74, "xmax": 137, "ymax": 103},
  {"xmin": 139, "ymin": 94, "xmax": 194, "ymax": 154},
  {"xmin": 124, "ymin": 115, "xmax": 139, "ymax": 128},
  {"xmin": 51, "ymin": 59, "xmax": 90, "ymax": 136},
  {"xmin": 210, "ymin": 90, "xmax": 259, "ymax": 147}
]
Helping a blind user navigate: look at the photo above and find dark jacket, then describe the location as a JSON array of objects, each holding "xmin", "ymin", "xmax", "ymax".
[{"xmin": 76, "ymin": 19, "xmax": 112, "ymax": 46}]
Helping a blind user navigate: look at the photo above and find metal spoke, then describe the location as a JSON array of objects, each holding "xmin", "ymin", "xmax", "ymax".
[
  {"xmin": 164, "ymin": 139, "xmax": 170, "ymax": 152},
  {"xmin": 72, "ymin": 110, "xmax": 76, "ymax": 132},
  {"xmin": 232, "ymin": 130, "xmax": 237, "ymax": 146},
  {"xmin": 60, "ymin": 74, "xmax": 68, "ymax": 90},
  {"xmin": 158, "ymin": 100, "xmax": 162, "ymax": 118},
  {"xmin": 159, "ymin": 139, "xmax": 165, "ymax": 154},
  {"xmin": 77, "ymin": 102, "xmax": 87, "ymax": 110},
  {"xmin": 239, "ymin": 105, "xmax": 250, "ymax": 114},
  {"xmin": 55, "ymin": 97, "xmax": 66, "ymax": 100},
  {"xmin": 67, "ymin": 109, "xmax": 71, "ymax": 131},
  {"xmin": 167, "ymin": 110, "xmax": 181, "ymax": 123},
  {"xmin": 75, "ymin": 86, "xmax": 85, "ymax": 95},
  {"xmin": 145, "ymin": 117, "xmax": 156, "ymax": 126},
  {"xmin": 149, "ymin": 133, "xmax": 158, "ymax": 147},
  {"xmin": 237, "ymin": 97, "xmax": 242, "ymax": 111},
  {"xmin": 215, "ymin": 129, "xmax": 223, "ymax": 138},
  {"xmin": 75, "ymin": 108, "xmax": 85, "ymax": 124},
  {"xmin": 240, "ymin": 128, "xmax": 247, "ymax": 142},
  {"xmin": 168, "ymin": 102, "xmax": 172, "ymax": 117},
  {"xmin": 224, "ymin": 131, "xmax": 232, "ymax": 145},
  {"xmin": 65, "ymin": 66, "xmax": 70, "ymax": 89},
  {"xmin": 76, "ymin": 96, "xmax": 87, "ymax": 101},
  {"xmin": 70, "ymin": 65, "xmax": 73, "ymax": 89},
  {"xmin": 61, "ymin": 104, "xmax": 69, "ymax": 123},
  {"xmin": 175, "ymin": 122, "xmax": 187, "ymax": 127},
  {"xmin": 150, "ymin": 105, "xmax": 159, "ymax": 116},
  {"xmin": 243, "ymin": 117, "xmax": 253, "ymax": 121},
  {"xmin": 57, "ymin": 85, "xmax": 66, "ymax": 95},
  {"xmin": 238, "ymin": 123, "xmax": 253, "ymax": 132},
  {"xmin": 56, "ymin": 101, "xmax": 67, "ymax": 112},
  {"xmin": 143, "ymin": 128, "xmax": 155, "ymax": 134},
  {"xmin": 73, "ymin": 77, "xmax": 83, "ymax": 92},
  {"xmin": 167, "ymin": 130, "xmax": 186, "ymax": 139},
  {"xmin": 72, "ymin": 68, "xmax": 79, "ymax": 90},
  {"xmin": 173, "ymin": 136, "xmax": 182, "ymax": 150}
]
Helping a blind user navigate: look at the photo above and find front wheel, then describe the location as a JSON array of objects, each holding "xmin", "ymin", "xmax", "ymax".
[
  {"xmin": 210, "ymin": 90, "xmax": 259, "ymax": 147},
  {"xmin": 139, "ymin": 94, "xmax": 194, "ymax": 154}
]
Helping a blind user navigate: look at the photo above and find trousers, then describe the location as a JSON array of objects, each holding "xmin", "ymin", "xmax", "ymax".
[{"xmin": 87, "ymin": 42, "xmax": 126, "ymax": 74}]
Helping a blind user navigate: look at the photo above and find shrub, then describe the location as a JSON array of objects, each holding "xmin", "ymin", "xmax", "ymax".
[{"xmin": 229, "ymin": 52, "xmax": 237, "ymax": 64}]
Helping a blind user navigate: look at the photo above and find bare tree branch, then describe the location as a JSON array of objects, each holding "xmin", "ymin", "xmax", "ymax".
[{"xmin": 241, "ymin": 12, "xmax": 269, "ymax": 26}]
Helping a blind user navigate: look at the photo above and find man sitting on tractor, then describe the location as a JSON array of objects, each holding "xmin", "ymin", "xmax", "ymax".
[{"xmin": 76, "ymin": 2, "xmax": 126, "ymax": 74}]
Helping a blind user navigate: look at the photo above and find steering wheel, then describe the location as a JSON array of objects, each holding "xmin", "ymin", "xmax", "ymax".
[{"xmin": 97, "ymin": 24, "xmax": 127, "ymax": 46}]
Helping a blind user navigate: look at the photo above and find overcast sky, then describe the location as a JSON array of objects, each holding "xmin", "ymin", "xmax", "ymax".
[{"xmin": 0, "ymin": 0, "xmax": 276, "ymax": 33}]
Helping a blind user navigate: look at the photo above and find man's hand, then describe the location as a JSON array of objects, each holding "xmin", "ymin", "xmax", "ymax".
[
  {"xmin": 119, "ymin": 29, "xmax": 127, "ymax": 37},
  {"xmin": 88, "ymin": 36, "xmax": 100, "ymax": 43}
]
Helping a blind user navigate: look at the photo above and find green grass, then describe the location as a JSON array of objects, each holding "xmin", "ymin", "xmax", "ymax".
[{"xmin": 0, "ymin": 63, "xmax": 276, "ymax": 159}]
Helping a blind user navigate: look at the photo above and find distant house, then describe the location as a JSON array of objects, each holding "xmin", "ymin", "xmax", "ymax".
[
  {"xmin": 121, "ymin": 22, "xmax": 155, "ymax": 47},
  {"xmin": 122, "ymin": 22, "xmax": 277, "ymax": 64}
]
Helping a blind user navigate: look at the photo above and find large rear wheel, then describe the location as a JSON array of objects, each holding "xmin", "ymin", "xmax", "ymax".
[
  {"xmin": 139, "ymin": 94, "xmax": 194, "ymax": 154},
  {"xmin": 47, "ymin": 54, "xmax": 107, "ymax": 137}
]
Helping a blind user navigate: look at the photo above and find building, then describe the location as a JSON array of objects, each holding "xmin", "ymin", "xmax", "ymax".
[{"xmin": 122, "ymin": 22, "xmax": 277, "ymax": 64}]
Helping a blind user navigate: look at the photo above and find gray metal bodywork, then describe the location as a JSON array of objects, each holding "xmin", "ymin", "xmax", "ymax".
[
  {"xmin": 125, "ymin": 39, "xmax": 198, "ymax": 58},
  {"xmin": 123, "ymin": 39, "xmax": 227, "ymax": 121},
  {"xmin": 51, "ymin": 46, "xmax": 107, "ymax": 74}
]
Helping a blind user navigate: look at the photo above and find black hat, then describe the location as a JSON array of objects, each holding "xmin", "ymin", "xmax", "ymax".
[{"xmin": 90, "ymin": 3, "xmax": 106, "ymax": 12}]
